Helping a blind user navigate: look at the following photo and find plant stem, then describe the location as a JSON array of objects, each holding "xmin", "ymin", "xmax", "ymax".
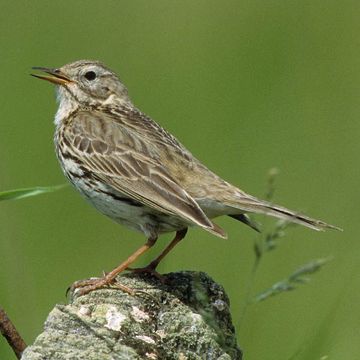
[
  {"xmin": 0, "ymin": 306, "xmax": 26, "ymax": 359},
  {"xmin": 237, "ymin": 240, "xmax": 262, "ymax": 329}
]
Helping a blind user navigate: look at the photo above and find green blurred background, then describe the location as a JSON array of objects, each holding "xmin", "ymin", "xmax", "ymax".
[{"xmin": 0, "ymin": 1, "xmax": 358, "ymax": 359}]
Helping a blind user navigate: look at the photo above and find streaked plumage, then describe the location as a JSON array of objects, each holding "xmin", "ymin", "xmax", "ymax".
[{"xmin": 32, "ymin": 60, "xmax": 339, "ymax": 295}]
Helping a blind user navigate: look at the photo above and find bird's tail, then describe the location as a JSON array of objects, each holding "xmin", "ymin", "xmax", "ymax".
[{"xmin": 226, "ymin": 193, "xmax": 341, "ymax": 231}]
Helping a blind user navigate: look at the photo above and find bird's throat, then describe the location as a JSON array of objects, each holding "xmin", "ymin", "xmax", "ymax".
[{"xmin": 54, "ymin": 87, "xmax": 79, "ymax": 127}]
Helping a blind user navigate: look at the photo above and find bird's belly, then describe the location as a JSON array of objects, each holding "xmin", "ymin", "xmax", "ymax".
[
  {"xmin": 86, "ymin": 189, "xmax": 187, "ymax": 237},
  {"xmin": 63, "ymin": 166, "xmax": 187, "ymax": 237}
]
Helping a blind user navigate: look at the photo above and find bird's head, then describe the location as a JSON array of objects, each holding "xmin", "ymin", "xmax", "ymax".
[{"xmin": 32, "ymin": 60, "xmax": 130, "ymax": 108}]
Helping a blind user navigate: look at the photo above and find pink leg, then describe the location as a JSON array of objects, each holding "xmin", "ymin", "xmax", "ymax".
[
  {"xmin": 130, "ymin": 228, "xmax": 188, "ymax": 275},
  {"xmin": 71, "ymin": 236, "xmax": 158, "ymax": 296}
]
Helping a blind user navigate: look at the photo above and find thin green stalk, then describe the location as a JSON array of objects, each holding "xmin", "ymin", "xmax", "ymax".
[
  {"xmin": 237, "ymin": 244, "xmax": 262, "ymax": 328},
  {"xmin": 237, "ymin": 168, "xmax": 279, "ymax": 329}
]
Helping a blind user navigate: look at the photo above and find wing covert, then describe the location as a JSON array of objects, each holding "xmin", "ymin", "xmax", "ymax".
[{"xmin": 64, "ymin": 111, "xmax": 226, "ymax": 238}]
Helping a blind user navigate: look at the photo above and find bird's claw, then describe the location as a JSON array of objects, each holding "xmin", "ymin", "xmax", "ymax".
[{"xmin": 67, "ymin": 276, "xmax": 134, "ymax": 297}]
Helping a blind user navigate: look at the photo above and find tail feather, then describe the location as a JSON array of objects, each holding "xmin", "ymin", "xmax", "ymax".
[
  {"xmin": 227, "ymin": 195, "xmax": 341, "ymax": 231},
  {"xmin": 261, "ymin": 203, "xmax": 340, "ymax": 231},
  {"xmin": 229, "ymin": 214, "xmax": 261, "ymax": 232}
]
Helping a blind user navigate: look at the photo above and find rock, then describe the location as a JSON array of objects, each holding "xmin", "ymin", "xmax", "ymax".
[{"xmin": 21, "ymin": 271, "xmax": 242, "ymax": 360}]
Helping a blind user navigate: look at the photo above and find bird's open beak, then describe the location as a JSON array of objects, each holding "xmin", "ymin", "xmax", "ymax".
[{"xmin": 31, "ymin": 67, "xmax": 72, "ymax": 85}]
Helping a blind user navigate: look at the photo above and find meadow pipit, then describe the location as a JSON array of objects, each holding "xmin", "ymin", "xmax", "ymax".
[{"xmin": 32, "ymin": 60, "xmax": 339, "ymax": 295}]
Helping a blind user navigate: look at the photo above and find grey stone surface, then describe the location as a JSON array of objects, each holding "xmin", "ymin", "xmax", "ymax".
[{"xmin": 21, "ymin": 271, "xmax": 242, "ymax": 360}]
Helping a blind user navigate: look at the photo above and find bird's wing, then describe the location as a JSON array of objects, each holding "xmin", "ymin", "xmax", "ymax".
[{"xmin": 63, "ymin": 111, "xmax": 227, "ymax": 238}]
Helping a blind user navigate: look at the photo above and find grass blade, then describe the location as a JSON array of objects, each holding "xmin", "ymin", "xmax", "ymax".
[
  {"xmin": 254, "ymin": 258, "xmax": 332, "ymax": 303},
  {"xmin": 0, "ymin": 184, "xmax": 67, "ymax": 201}
]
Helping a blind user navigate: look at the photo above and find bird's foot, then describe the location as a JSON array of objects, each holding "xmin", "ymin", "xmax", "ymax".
[
  {"xmin": 68, "ymin": 275, "xmax": 135, "ymax": 297},
  {"xmin": 128, "ymin": 261, "xmax": 165, "ymax": 283}
]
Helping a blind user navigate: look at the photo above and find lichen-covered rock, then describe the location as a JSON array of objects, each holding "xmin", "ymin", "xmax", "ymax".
[{"xmin": 21, "ymin": 271, "xmax": 242, "ymax": 360}]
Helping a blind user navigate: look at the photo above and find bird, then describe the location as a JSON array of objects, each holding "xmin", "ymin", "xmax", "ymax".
[{"xmin": 31, "ymin": 60, "xmax": 339, "ymax": 295}]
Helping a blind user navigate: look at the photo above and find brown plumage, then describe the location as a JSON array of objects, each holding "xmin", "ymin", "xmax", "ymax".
[{"xmin": 32, "ymin": 60, "xmax": 340, "ymax": 295}]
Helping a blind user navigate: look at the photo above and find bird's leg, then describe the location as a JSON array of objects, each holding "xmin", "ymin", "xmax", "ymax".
[
  {"xmin": 70, "ymin": 236, "xmax": 158, "ymax": 296},
  {"xmin": 130, "ymin": 228, "xmax": 188, "ymax": 277}
]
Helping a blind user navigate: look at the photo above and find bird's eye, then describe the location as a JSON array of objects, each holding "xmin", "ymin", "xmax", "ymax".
[{"xmin": 84, "ymin": 71, "xmax": 97, "ymax": 81}]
